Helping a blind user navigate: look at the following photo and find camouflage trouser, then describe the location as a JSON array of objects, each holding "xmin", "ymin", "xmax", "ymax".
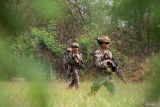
[
  {"xmin": 64, "ymin": 66, "xmax": 72, "ymax": 81},
  {"xmin": 68, "ymin": 68, "xmax": 80, "ymax": 88},
  {"xmin": 89, "ymin": 74, "xmax": 116, "ymax": 95}
]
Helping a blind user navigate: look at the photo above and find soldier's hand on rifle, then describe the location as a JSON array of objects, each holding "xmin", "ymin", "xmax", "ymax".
[
  {"xmin": 77, "ymin": 54, "xmax": 82, "ymax": 60},
  {"xmin": 103, "ymin": 60, "xmax": 112, "ymax": 67}
]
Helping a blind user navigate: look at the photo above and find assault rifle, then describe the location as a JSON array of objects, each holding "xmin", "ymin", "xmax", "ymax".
[
  {"xmin": 107, "ymin": 58, "xmax": 127, "ymax": 84},
  {"xmin": 71, "ymin": 54, "xmax": 85, "ymax": 70}
]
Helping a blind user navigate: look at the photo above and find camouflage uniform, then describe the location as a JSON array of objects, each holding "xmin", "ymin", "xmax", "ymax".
[
  {"xmin": 62, "ymin": 48, "xmax": 72, "ymax": 80},
  {"xmin": 89, "ymin": 36, "xmax": 116, "ymax": 95},
  {"xmin": 68, "ymin": 43, "xmax": 83, "ymax": 89},
  {"xmin": 94, "ymin": 49, "xmax": 112, "ymax": 69}
]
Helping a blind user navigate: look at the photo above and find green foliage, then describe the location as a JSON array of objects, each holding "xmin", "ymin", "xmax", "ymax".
[
  {"xmin": 0, "ymin": 0, "xmax": 25, "ymax": 32},
  {"xmin": 32, "ymin": 0, "xmax": 67, "ymax": 21},
  {"xmin": 112, "ymin": 0, "xmax": 160, "ymax": 43},
  {"xmin": 76, "ymin": 23, "xmax": 103, "ymax": 60},
  {"xmin": 31, "ymin": 27, "xmax": 64, "ymax": 57},
  {"xmin": 0, "ymin": 0, "xmax": 67, "ymax": 33},
  {"xmin": 112, "ymin": 0, "xmax": 149, "ymax": 21},
  {"xmin": 111, "ymin": 48, "xmax": 130, "ymax": 70},
  {"xmin": 12, "ymin": 27, "xmax": 64, "ymax": 57},
  {"xmin": 0, "ymin": 38, "xmax": 47, "ymax": 80},
  {"xmin": 146, "ymin": 53, "xmax": 160, "ymax": 102},
  {"xmin": 12, "ymin": 34, "xmax": 36, "ymax": 57},
  {"xmin": 150, "ymin": 0, "xmax": 160, "ymax": 43},
  {"xmin": 81, "ymin": 0, "xmax": 113, "ymax": 27},
  {"xmin": 11, "ymin": 27, "xmax": 64, "ymax": 79},
  {"xmin": 0, "ymin": 38, "xmax": 50, "ymax": 107}
]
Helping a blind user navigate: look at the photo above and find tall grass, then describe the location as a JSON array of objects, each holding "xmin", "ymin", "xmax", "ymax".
[
  {"xmin": 145, "ymin": 53, "xmax": 160, "ymax": 106},
  {"xmin": 0, "ymin": 81, "xmax": 148, "ymax": 107},
  {"xmin": 0, "ymin": 38, "xmax": 50, "ymax": 107}
]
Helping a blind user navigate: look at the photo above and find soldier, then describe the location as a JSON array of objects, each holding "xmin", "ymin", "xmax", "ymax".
[
  {"xmin": 62, "ymin": 48, "xmax": 72, "ymax": 80},
  {"xmin": 68, "ymin": 42, "xmax": 83, "ymax": 89},
  {"xmin": 89, "ymin": 35, "xmax": 116, "ymax": 95}
]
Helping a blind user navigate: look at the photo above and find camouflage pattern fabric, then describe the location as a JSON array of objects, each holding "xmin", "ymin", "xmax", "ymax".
[
  {"xmin": 62, "ymin": 52, "xmax": 72, "ymax": 80},
  {"xmin": 89, "ymin": 75, "xmax": 116, "ymax": 95},
  {"xmin": 63, "ymin": 52, "xmax": 72, "ymax": 65},
  {"xmin": 94, "ymin": 49, "xmax": 112, "ymax": 68},
  {"xmin": 68, "ymin": 68, "xmax": 80, "ymax": 88},
  {"xmin": 68, "ymin": 53, "xmax": 83, "ymax": 88},
  {"xmin": 89, "ymin": 49, "xmax": 116, "ymax": 95}
]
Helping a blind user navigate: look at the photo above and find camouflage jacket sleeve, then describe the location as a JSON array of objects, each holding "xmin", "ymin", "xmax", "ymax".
[
  {"xmin": 94, "ymin": 50, "xmax": 108, "ymax": 69},
  {"xmin": 94, "ymin": 50, "xmax": 112, "ymax": 68},
  {"xmin": 105, "ymin": 50, "xmax": 112, "ymax": 59},
  {"xmin": 63, "ymin": 53, "xmax": 73, "ymax": 65},
  {"xmin": 68, "ymin": 53, "xmax": 83, "ymax": 66},
  {"xmin": 62, "ymin": 54, "xmax": 67, "ymax": 64},
  {"xmin": 73, "ymin": 53, "xmax": 83, "ymax": 64}
]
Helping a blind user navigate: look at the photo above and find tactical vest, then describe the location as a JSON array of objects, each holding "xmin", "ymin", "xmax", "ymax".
[{"xmin": 93, "ymin": 49, "xmax": 112, "ymax": 75}]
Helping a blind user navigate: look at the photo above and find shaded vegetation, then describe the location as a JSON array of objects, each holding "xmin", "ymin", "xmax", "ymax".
[{"xmin": 0, "ymin": 0, "xmax": 160, "ymax": 106}]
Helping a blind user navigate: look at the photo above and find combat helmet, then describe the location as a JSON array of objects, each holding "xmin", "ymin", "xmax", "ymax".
[
  {"xmin": 97, "ymin": 35, "xmax": 110, "ymax": 45},
  {"xmin": 71, "ymin": 42, "xmax": 79, "ymax": 48},
  {"xmin": 66, "ymin": 48, "xmax": 72, "ymax": 52}
]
